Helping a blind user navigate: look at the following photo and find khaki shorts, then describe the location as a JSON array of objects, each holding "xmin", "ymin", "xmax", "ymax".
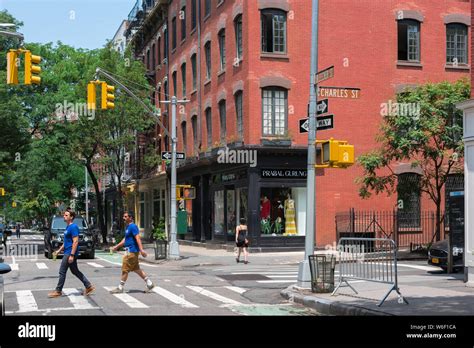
[{"xmin": 122, "ymin": 252, "xmax": 140, "ymax": 273}]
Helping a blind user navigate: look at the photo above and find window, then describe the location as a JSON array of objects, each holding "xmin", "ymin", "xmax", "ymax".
[
  {"xmin": 181, "ymin": 6, "xmax": 186, "ymax": 41},
  {"xmin": 446, "ymin": 23, "xmax": 467, "ymax": 65},
  {"xmin": 398, "ymin": 19, "xmax": 420, "ymax": 62},
  {"xmin": 146, "ymin": 49, "xmax": 151, "ymax": 70},
  {"xmin": 219, "ymin": 100, "xmax": 226, "ymax": 143},
  {"xmin": 235, "ymin": 91, "xmax": 243, "ymax": 140},
  {"xmin": 191, "ymin": 54, "xmax": 197, "ymax": 90},
  {"xmin": 192, "ymin": 116, "xmax": 198, "ymax": 154},
  {"xmin": 205, "ymin": 41, "xmax": 212, "ymax": 79},
  {"xmin": 261, "ymin": 9, "xmax": 287, "ymax": 53},
  {"xmin": 172, "ymin": 71, "xmax": 177, "ymax": 97},
  {"xmin": 262, "ymin": 87, "xmax": 287, "ymax": 136},
  {"xmin": 206, "ymin": 107, "xmax": 212, "ymax": 148},
  {"xmin": 397, "ymin": 173, "xmax": 421, "ymax": 227},
  {"xmin": 181, "ymin": 121, "xmax": 187, "ymax": 153},
  {"xmin": 172, "ymin": 17, "xmax": 177, "ymax": 50},
  {"xmin": 191, "ymin": 0, "xmax": 197, "ymax": 30},
  {"xmin": 157, "ymin": 37, "xmax": 162, "ymax": 64},
  {"xmin": 205, "ymin": 0, "xmax": 211, "ymax": 17},
  {"xmin": 164, "ymin": 80, "xmax": 169, "ymax": 101},
  {"xmin": 139, "ymin": 192, "xmax": 145, "ymax": 229},
  {"xmin": 218, "ymin": 29, "xmax": 226, "ymax": 70},
  {"xmin": 157, "ymin": 86, "xmax": 161, "ymax": 105},
  {"xmin": 153, "ymin": 189, "xmax": 165, "ymax": 221},
  {"xmin": 181, "ymin": 63, "xmax": 186, "ymax": 98},
  {"xmin": 164, "ymin": 28, "xmax": 168, "ymax": 59},
  {"xmin": 151, "ymin": 43, "xmax": 156, "ymax": 70},
  {"xmin": 234, "ymin": 15, "xmax": 243, "ymax": 60}
]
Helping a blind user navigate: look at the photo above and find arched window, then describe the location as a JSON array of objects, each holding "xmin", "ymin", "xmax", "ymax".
[
  {"xmin": 261, "ymin": 9, "xmax": 287, "ymax": 53},
  {"xmin": 398, "ymin": 19, "xmax": 421, "ymax": 62},
  {"xmin": 262, "ymin": 87, "xmax": 287, "ymax": 136},
  {"xmin": 397, "ymin": 173, "xmax": 421, "ymax": 227},
  {"xmin": 446, "ymin": 23, "xmax": 468, "ymax": 64}
]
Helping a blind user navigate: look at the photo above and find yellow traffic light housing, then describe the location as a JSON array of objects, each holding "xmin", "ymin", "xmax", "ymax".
[
  {"xmin": 0, "ymin": 187, "xmax": 5, "ymax": 196},
  {"xmin": 101, "ymin": 82, "xmax": 115, "ymax": 110},
  {"xmin": 87, "ymin": 82, "xmax": 97, "ymax": 110},
  {"xmin": 316, "ymin": 138, "xmax": 354, "ymax": 168},
  {"xmin": 7, "ymin": 50, "xmax": 19, "ymax": 85},
  {"xmin": 12, "ymin": 201, "xmax": 17, "ymax": 208},
  {"xmin": 24, "ymin": 50, "xmax": 42, "ymax": 85},
  {"xmin": 176, "ymin": 185, "xmax": 196, "ymax": 200}
]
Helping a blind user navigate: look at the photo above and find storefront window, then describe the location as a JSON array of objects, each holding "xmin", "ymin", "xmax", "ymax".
[
  {"xmin": 214, "ymin": 190, "xmax": 225, "ymax": 235},
  {"xmin": 139, "ymin": 192, "xmax": 145, "ymax": 229},
  {"xmin": 153, "ymin": 189, "xmax": 165, "ymax": 221},
  {"xmin": 237, "ymin": 188, "xmax": 248, "ymax": 224},
  {"xmin": 226, "ymin": 190, "xmax": 236, "ymax": 236},
  {"xmin": 260, "ymin": 187, "xmax": 306, "ymax": 236}
]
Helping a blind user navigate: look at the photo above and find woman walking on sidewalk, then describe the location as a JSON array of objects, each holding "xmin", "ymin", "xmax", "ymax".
[{"xmin": 235, "ymin": 218, "xmax": 249, "ymax": 264}]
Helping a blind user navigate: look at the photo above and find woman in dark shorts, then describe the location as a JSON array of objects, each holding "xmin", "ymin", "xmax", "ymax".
[{"xmin": 235, "ymin": 218, "xmax": 249, "ymax": 264}]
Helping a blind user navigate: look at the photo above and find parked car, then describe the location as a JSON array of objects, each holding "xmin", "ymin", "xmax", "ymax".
[
  {"xmin": 428, "ymin": 239, "xmax": 464, "ymax": 271},
  {"xmin": 0, "ymin": 262, "xmax": 11, "ymax": 316},
  {"xmin": 44, "ymin": 216, "xmax": 96, "ymax": 259}
]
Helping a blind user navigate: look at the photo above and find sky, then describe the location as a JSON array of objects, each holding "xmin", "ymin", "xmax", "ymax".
[{"xmin": 0, "ymin": 0, "xmax": 136, "ymax": 49}]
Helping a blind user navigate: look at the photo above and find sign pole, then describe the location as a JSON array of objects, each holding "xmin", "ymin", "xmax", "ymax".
[{"xmin": 298, "ymin": 0, "xmax": 319, "ymax": 288}]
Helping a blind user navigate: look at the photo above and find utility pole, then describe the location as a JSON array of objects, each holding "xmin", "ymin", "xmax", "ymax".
[
  {"xmin": 298, "ymin": 0, "xmax": 319, "ymax": 288},
  {"xmin": 161, "ymin": 96, "xmax": 189, "ymax": 260}
]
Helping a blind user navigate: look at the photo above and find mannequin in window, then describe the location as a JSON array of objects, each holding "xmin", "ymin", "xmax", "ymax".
[
  {"xmin": 284, "ymin": 192, "xmax": 297, "ymax": 235},
  {"xmin": 260, "ymin": 195, "xmax": 271, "ymax": 220}
]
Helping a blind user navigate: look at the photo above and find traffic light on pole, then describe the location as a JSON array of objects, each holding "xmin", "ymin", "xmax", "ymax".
[
  {"xmin": 87, "ymin": 82, "xmax": 97, "ymax": 110},
  {"xmin": 24, "ymin": 50, "xmax": 42, "ymax": 85},
  {"xmin": 0, "ymin": 187, "xmax": 5, "ymax": 196},
  {"xmin": 101, "ymin": 82, "xmax": 115, "ymax": 110},
  {"xmin": 6, "ymin": 50, "xmax": 19, "ymax": 85},
  {"xmin": 316, "ymin": 138, "xmax": 354, "ymax": 168}
]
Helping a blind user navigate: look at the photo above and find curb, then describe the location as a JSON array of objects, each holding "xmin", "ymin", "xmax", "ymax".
[{"xmin": 280, "ymin": 285, "xmax": 393, "ymax": 316}]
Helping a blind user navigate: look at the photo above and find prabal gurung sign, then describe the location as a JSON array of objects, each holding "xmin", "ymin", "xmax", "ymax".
[{"xmin": 261, "ymin": 169, "xmax": 307, "ymax": 179}]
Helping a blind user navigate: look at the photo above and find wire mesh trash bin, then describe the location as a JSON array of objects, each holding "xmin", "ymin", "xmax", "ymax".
[
  {"xmin": 154, "ymin": 240, "xmax": 168, "ymax": 260},
  {"xmin": 308, "ymin": 254, "xmax": 336, "ymax": 293}
]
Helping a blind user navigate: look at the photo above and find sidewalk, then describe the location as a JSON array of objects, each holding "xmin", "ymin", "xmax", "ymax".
[{"xmin": 281, "ymin": 271, "xmax": 474, "ymax": 316}]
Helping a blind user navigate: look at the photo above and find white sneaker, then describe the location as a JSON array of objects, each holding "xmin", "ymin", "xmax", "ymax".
[
  {"xmin": 110, "ymin": 287, "xmax": 124, "ymax": 294},
  {"xmin": 144, "ymin": 282, "xmax": 155, "ymax": 293}
]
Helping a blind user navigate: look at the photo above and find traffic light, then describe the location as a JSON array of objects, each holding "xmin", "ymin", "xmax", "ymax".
[
  {"xmin": 176, "ymin": 185, "xmax": 196, "ymax": 200},
  {"xmin": 87, "ymin": 82, "xmax": 97, "ymax": 110},
  {"xmin": 101, "ymin": 82, "xmax": 115, "ymax": 110},
  {"xmin": 0, "ymin": 187, "xmax": 5, "ymax": 196},
  {"xmin": 316, "ymin": 138, "xmax": 354, "ymax": 168},
  {"xmin": 6, "ymin": 50, "xmax": 19, "ymax": 85},
  {"xmin": 12, "ymin": 201, "xmax": 17, "ymax": 208},
  {"xmin": 24, "ymin": 50, "xmax": 42, "ymax": 85}
]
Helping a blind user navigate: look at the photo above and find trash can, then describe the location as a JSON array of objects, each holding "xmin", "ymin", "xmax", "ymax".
[
  {"xmin": 308, "ymin": 254, "xmax": 336, "ymax": 293},
  {"xmin": 154, "ymin": 240, "xmax": 168, "ymax": 260}
]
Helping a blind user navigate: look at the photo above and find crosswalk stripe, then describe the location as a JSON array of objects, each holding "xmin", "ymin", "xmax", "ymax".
[
  {"xmin": 268, "ymin": 275, "xmax": 297, "ymax": 278},
  {"xmin": 231, "ymin": 272, "xmax": 298, "ymax": 275},
  {"xmin": 87, "ymin": 262, "xmax": 104, "ymax": 268},
  {"xmin": 151, "ymin": 286, "xmax": 199, "ymax": 308},
  {"xmin": 257, "ymin": 280, "xmax": 296, "ymax": 284},
  {"xmin": 36, "ymin": 263, "xmax": 48, "ymax": 269},
  {"xmin": 186, "ymin": 286, "xmax": 242, "ymax": 305},
  {"xmin": 62, "ymin": 288, "xmax": 96, "ymax": 309},
  {"xmin": 225, "ymin": 286, "xmax": 247, "ymax": 294},
  {"xmin": 103, "ymin": 287, "xmax": 149, "ymax": 309},
  {"xmin": 16, "ymin": 290, "xmax": 38, "ymax": 312}
]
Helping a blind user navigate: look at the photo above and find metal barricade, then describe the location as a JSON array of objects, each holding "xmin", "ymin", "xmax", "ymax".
[
  {"xmin": 308, "ymin": 254, "xmax": 336, "ymax": 293},
  {"xmin": 332, "ymin": 237, "xmax": 408, "ymax": 307}
]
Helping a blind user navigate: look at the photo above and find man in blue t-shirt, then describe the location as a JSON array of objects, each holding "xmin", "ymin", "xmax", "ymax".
[
  {"xmin": 110, "ymin": 211, "xmax": 154, "ymax": 293},
  {"xmin": 48, "ymin": 209, "xmax": 95, "ymax": 298}
]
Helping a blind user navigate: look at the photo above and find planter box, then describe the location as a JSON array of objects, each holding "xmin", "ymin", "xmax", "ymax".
[{"xmin": 154, "ymin": 240, "xmax": 168, "ymax": 260}]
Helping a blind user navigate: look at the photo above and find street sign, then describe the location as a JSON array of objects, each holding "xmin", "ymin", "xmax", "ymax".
[
  {"xmin": 314, "ymin": 66, "xmax": 334, "ymax": 84},
  {"xmin": 299, "ymin": 115, "xmax": 334, "ymax": 133},
  {"xmin": 318, "ymin": 86, "xmax": 361, "ymax": 99},
  {"xmin": 307, "ymin": 99, "xmax": 329, "ymax": 117},
  {"xmin": 161, "ymin": 151, "xmax": 186, "ymax": 160}
]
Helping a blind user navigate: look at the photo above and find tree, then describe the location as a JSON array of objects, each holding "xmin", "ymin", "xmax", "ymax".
[{"xmin": 357, "ymin": 79, "xmax": 469, "ymax": 242}]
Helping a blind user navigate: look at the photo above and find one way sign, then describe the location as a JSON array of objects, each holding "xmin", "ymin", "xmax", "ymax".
[
  {"xmin": 161, "ymin": 151, "xmax": 186, "ymax": 160},
  {"xmin": 308, "ymin": 99, "xmax": 329, "ymax": 116},
  {"xmin": 299, "ymin": 115, "xmax": 334, "ymax": 133}
]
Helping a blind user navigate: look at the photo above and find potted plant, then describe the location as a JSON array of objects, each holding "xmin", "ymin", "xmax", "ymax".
[{"xmin": 152, "ymin": 217, "xmax": 167, "ymax": 260}]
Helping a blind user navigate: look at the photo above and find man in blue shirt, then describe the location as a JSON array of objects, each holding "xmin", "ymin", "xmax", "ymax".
[
  {"xmin": 48, "ymin": 209, "xmax": 95, "ymax": 298},
  {"xmin": 110, "ymin": 211, "xmax": 154, "ymax": 293}
]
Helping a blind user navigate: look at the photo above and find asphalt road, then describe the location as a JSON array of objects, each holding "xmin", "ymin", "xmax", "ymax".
[{"xmin": 2, "ymin": 230, "xmax": 318, "ymax": 316}]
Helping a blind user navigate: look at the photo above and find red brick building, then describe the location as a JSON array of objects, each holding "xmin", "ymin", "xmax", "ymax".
[{"xmin": 125, "ymin": 0, "xmax": 470, "ymax": 250}]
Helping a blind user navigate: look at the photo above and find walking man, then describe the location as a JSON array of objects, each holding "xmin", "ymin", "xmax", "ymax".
[
  {"xmin": 110, "ymin": 211, "xmax": 154, "ymax": 293},
  {"xmin": 48, "ymin": 209, "xmax": 95, "ymax": 298}
]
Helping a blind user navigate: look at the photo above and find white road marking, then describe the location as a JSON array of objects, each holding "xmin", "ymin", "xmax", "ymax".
[
  {"xmin": 16, "ymin": 290, "xmax": 38, "ymax": 313},
  {"xmin": 186, "ymin": 286, "xmax": 242, "ymax": 305},
  {"xmin": 224, "ymin": 286, "xmax": 247, "ymax": 294},
  {"xmin": 152, "ymin": 286, "xmax": 199, "ymax": 308},
  {"xmin": 87, "ymin": 262, "xmax": 104, "ymax": 268},
  {"xmin": 104, "ymin": 287, "xmax": 149, "ymax": 308},
  {"xmin": 62, "ymin": 288, "xmax": 96, "ymax": 309},
  {"xmin": 36, "ymin": 263, "xmax": 48, "ymax": 269},
  {"xmin": 215, "ymin": 277, "xmax": 225, "ymax": 282},
  {"xmin": 256, "ymin": 280, "xmax": 297, "ymax": 284},
  {"xmin": 231, "ymin": 272, "xmax": 298, "ymax": 275},
  {"xmin": 10, "ymin": 263, "xmax": 19, "ymax": 271},
  {"xmin": 164, "ymin": 279, "xmax": 171, "ymax": 282},
  {"xmin": 267, "ymin": 275, "xmax": 298, "ymax": 278},
  {"xmin": 96, "ymin": 254, "xmax": 161, "ymax": 268},
  {"xmin": 396, "ymin": 263, "xmax": 441, "ymax": 271}
]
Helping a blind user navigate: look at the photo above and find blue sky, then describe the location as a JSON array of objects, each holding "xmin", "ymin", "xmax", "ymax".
[{"xmin": 0, "ymin": 0, "xmax": 136, "ymax": 49}]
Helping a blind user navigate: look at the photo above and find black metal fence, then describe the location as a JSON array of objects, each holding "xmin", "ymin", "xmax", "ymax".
[{"xmin": 335, "ymin": 209, "xmax": 447, "ymax": 248}]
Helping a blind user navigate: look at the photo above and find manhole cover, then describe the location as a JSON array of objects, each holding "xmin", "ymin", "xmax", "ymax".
[{"xmin": 218, "ymin": 274, "xmax": 270, "ymax": 281}]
